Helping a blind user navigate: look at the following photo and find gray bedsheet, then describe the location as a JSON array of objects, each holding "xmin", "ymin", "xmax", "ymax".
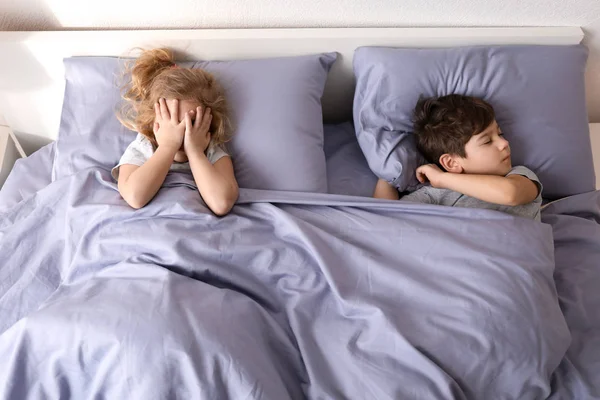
[
  {"xmin": 1, "ymin": 164, "xmax": 589, "ymax": 400},
  {"xmin": 0, "ymin": 142, "xmax": 55, "ymax": 211},
  {"xmin": 543, "ymin": 192, "xmax": 600, "ymax": 400}
]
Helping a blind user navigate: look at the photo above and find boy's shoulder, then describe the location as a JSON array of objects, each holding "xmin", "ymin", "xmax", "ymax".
[
  {"xmin": 507, "ymin": 165, "xmax": 543, "ymax": 198},
  {"xmin": 507, "ymin": 165, "xmax": 537, "ymax": 180}
]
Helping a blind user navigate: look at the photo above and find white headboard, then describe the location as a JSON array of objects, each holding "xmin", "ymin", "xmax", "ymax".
[{"xmin": 0, "ymin": 27, "xmax": 584, "ymax": 148}]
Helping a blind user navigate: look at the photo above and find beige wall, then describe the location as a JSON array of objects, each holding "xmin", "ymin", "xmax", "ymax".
[{"xmin": 1, "ymin": 0, "xmax": 599, "ymax": 121}]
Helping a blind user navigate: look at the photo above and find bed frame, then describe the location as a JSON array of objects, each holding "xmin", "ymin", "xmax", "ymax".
[{"xmin": 0, "ymin": 27, "xmax": 584, "ymax": 149}]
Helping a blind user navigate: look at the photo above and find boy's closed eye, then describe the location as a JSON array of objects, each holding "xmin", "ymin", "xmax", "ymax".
[{"xmin": 481, "ymin": 131, "xmax": 504, "ymax": 145}]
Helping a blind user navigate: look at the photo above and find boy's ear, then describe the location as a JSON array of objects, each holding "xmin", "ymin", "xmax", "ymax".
[{"xmin": 439, "ymin": 154, "xmax": 464, "ymax": 174}]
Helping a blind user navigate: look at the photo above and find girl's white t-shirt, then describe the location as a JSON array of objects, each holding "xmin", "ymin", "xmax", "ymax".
[{"xmin": 111, "ymin": 133, "xmax": 228, "ymax": 180}]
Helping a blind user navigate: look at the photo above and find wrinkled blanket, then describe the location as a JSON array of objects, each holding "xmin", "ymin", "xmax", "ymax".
[{"xmin": 0, "ymin": 168, "xmax": 589, "ymax": 400}]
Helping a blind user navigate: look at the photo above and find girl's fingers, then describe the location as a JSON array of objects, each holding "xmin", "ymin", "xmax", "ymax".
[
  {"xmin": 154, "ymin": 102, "xmax": 160, "ymax": 121},
  {"xmin": 201, "ymin": 108, "xmax": 212, "ymax": 131},
  {"xmin": 184, "ymin": 112, "xmax": 192, "ymax": 131},
  {"xmin": 205, "ymin": 116, "xmax": 212, "ymax": 138},
  {"xmin": 203, "ymin": 115, "xmax": 213, "ymax": 145},
  {"xmin": 170, "ymin": 99, "xmax": 179, "ymax": 123},
  {"xmin": 193, "ymin": 106, "xmax": 202, "ymax": 128},
  {"xmin": 182, "ymin": 109, "xmax": 195, "ymax": 127},
  {"xmin": 153, "ymin": 122, "xmax": 159, "ymax": 134},
  {"xmin": 159, "ymin": 98, "xmax": 170, "ymax": 120}
]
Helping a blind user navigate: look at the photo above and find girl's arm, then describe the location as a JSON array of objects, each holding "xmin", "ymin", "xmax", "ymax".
[
  {"xmin": 373, "ymin": 178, "xmax": 400, "ymax": 200},
  {"xmin": 186, "ymin": 150, "xmax": 239, "ymax": 216},
  {"xmin": 118, "ymin": 98, "xmax": 185, "ymax": 209},
  {"xmin": 183, "ymin": 105, "xmax": 238, "ymax": 216},
  {"xmin": 118, "ymin": 146, "xmax": 178, "ymax": 209}
]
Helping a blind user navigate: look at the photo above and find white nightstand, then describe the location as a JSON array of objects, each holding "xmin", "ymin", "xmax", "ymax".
[
  {"xmin": 590, "ymin": 123, "xmax": 600, "ymax": 190},
  {"xmin": 0, "ymin": 115, "xmax": 27, "ymax": 188}
]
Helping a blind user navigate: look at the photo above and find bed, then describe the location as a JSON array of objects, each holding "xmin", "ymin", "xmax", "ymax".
[{"xmin": 0, "ymin": 27, "xmax": 599, "ymax": 400}]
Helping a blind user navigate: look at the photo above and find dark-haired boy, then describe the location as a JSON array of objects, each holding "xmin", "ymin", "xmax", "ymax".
[{"xmin": 374, "ymin": 94, "xmax": 542, "ymax": 221}]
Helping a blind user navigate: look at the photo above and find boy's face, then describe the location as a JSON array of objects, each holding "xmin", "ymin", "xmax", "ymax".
[{"xmin": 455, "ymin": 120, "xmax": 511, "ymax": 176}]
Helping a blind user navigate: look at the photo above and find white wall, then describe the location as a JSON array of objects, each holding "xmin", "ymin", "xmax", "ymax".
[{"xmin": 1, "ymin": 0, "xmax": 599, "ymax": 121}]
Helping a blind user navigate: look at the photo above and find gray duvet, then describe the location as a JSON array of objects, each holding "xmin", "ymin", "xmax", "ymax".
[{"xmin": 0, "ymin": 162, "xmax": 599, "ymax": 399}]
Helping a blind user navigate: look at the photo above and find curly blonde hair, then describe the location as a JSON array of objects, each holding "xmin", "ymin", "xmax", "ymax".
[{"xmin": 117, "ymin": 48, "xmax": 232, "ymax": 150}]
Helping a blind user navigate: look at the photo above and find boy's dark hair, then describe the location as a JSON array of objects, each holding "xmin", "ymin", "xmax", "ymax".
[{"xmin": 412, "ymin": 94, "xmax": 495, "ymax": 166}]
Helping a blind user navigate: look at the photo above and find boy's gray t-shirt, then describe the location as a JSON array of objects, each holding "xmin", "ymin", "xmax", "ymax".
[{"xmin": 400, "ymin": 166, "xmax": 543, "ymax": 221}]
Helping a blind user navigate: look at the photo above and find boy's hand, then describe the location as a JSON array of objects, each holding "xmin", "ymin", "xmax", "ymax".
[
  {"xmin": 416, "ymin": 164, "xmax": 446, "ymax": 188},
  {"xmin": 184, "ymin": 105, "xmax": 212, "ymax": 156},
  {"xmin": 153, "ymin": 98, "xmax": 185, "ymax": 153}
]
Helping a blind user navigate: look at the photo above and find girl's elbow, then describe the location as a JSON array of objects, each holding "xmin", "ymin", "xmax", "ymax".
[
  {"xmin": 208, "ymin": 188, "xmax": 238, "ymax": 216},
  {"xmin": 211, "ymin": 203, "xmax": 232, "ymax": 216},
  {"xmin": 126, "ymin": 198, "xmax": 147, "ymax": 209},
  {"xmin": 120, "ymin": 190, "xmax": 149, "ymax": 209},
  {"xmin": 125, "ymin": 197, "xmax": 148, "ymax": 209},
  {"xmin": 209, "ymin": 198, "xmax": 235, "ymax": 216}
]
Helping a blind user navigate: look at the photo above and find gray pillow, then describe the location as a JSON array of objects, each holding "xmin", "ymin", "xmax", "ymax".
[
  {"xmin": 54, "ymin": 53, "xmax": 337, "ymax": 193},
  {"xmin": 353, "ymin": 45, "xmax": 595, "ymax": 199},
  {"xmin": 324, "ymin": 122, "xmax": 377, "ymax": 197}
]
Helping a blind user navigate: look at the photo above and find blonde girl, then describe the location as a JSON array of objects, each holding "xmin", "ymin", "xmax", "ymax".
[{"xmin": 113, "ymin": 48, "xmax": 238, "ymax": 215}]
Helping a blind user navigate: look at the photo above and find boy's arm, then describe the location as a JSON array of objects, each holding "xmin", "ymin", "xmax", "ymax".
[
  {"xmin": 118, "ymin": 146, "xmax": 178, "ymax": 209},
  {"xmin": 417, "ymin": 164, "xmax": 538, "ymax": 206},
  {"xmin": 373, "ymin": 178, "xmax": 400, "ymax": 200}
]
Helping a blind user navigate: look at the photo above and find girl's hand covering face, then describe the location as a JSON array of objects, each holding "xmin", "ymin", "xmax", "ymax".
[
  {"xmin": 184, "ymin": 105, "xmax": 213, "ymax": 154},
  {"xmin": 153, "ymin": 98, "xmax": 185, "ymax": 152}
]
